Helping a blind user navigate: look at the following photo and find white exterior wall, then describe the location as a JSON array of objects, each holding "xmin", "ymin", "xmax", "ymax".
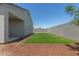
[
  {"xmin": 9, "ymin": 18, "xmax": 24, "ymax": 37},
  {"xmin": 4, "ymin": 4, "xmax": 33, "ymax": 35},
  {"xmin": 0, "ymin": 5, "xmax": 9, "ymax": 43},
  {"xmin": 0, "ymin": 4, "xmax": 33, "ymax": 43},
  {"xmin": 0, "ymin": 15, "xmax": 5, "ymax": 43}
]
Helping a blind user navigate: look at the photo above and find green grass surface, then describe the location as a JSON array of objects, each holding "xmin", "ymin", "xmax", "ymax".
[{"xmin": 25, "ymin": 33, "xmax": 75, "ymax": 44}]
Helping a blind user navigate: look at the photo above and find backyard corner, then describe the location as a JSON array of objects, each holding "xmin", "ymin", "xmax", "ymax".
[{"xmin": 1, "ymin": 3, "xmax": 79, "ymax": 56}]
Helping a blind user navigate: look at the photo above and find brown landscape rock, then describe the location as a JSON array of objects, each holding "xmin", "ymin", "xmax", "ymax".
[{"xmin": 0, "ymin": 38, "xmax": 79, "ymax": 56}]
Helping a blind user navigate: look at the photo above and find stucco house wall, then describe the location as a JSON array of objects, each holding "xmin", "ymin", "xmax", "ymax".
[{"xmin": 0, "ymin": 4, "xmax": 33, "ymax": 43}]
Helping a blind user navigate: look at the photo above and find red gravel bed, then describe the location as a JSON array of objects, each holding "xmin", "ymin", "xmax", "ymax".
[
  {"xmin": 0, "ymin": 44, "xmax": 78, "ymax": 56},
  {"xmin": 0, "ymin": 38, "xmax": 78, "ymax": 56}
]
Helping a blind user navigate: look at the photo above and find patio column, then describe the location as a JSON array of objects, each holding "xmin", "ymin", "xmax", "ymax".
[{"xmin": 4, "ymin": 11, "xmax": 9, "ymax": 43}]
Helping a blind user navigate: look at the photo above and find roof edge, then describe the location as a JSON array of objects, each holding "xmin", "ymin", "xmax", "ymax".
[{"xmin": 6, "ymin": 3, "xmax": 29, "ymax": 12}]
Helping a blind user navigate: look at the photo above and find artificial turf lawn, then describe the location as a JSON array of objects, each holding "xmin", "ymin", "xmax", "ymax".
[{"xmin": 25, "ymin": 33, "xmax": 75, "ymax": 44}]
